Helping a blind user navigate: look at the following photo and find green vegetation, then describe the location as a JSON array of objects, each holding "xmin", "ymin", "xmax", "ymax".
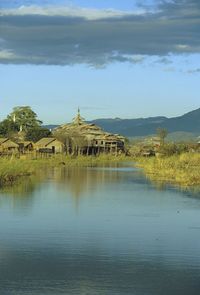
[
  {"xmin": 1, "ymin": 148, "xmax": 200, "ymax": 190},
  {"xmin": 25, "ymin": 126, "xmax": 51, "ymax": 142},
  {"xmin": 0, "ymin": 106, "xmax": 51, "ymax": 142},
  {"xmin": 7, "ymin": 106, "xmax": 42, "ymax": 132},
  {"xmin": 135, "ymin": 153, "xmax": 200, "ymax": 186},
  {"xmin": 0, "ymin": 119, "xmax": 19, "ymax": 138},
  {"xmin": 0, "ymin": 154, "xmax": 127, "ymax": 187}
]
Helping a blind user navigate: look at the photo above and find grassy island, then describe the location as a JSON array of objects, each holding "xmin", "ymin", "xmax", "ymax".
[{"xmin": 135, "ymin": 153, "xmax": 200, "ymax": 187}]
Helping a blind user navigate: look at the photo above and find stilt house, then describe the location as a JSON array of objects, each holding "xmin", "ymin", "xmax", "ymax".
[{"xmin": 53, "ymin": 109, "xmax": 125, "ymax": 155}]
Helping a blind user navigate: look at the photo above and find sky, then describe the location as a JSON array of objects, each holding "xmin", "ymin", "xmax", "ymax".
[{"xmin": 0, "ymin": 0, "xmax": 200, "ymax": 124}]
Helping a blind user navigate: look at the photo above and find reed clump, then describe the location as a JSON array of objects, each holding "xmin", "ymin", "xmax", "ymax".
[
  {"xmin": 0, "ymin": 158, "xmax": 31, "ymax": 186},
  {"xmin": 135, "ymin": 153, "xmax": 200, "ymax": 186},
  {"xmin": 0, "ymin": 154, "xmax": 127, "ymax": 187}
]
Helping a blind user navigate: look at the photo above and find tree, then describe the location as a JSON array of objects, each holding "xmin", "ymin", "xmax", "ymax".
[
  {"xmin": 25, "ymin": 127, "xmax": 51, "ymax": 142},
  {"xmin": 7, "ymin": 106, "xmax": 42, "ymax": 132},
  {"xmin": 0, "ymin": 119, "xmax": 18, "ymax": 137},
  {"xmin": 53, "ymin": 130, "xmax": 72, "ymax": 154},
  {"xmin": 53, "ymin": 129, "xmax": 87, "ymax": 155},
  {"xmin": 157, "ymin": 128, "xmax": 168, "ymax": 145}
]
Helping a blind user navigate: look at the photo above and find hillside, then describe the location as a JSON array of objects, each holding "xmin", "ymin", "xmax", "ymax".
[{"xmin": 91, "ymin": 108, "xmax": 200, "ymax": 137}]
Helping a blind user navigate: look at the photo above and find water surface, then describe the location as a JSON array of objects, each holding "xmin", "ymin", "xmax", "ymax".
[{"xmin": 0, "ymin": 165, "xmax": 200, "ymax": 294}]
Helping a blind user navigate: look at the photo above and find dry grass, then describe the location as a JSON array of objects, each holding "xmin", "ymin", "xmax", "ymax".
[
  {"xmin": 0, "ymin": 154, "xmax": 128, "ymax": 187},
  {"xmin": 135, "ymin": 153, "xmax": 200, "ymax": 186}
]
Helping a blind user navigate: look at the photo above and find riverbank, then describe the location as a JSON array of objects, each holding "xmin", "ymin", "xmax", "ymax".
[
  {"xmin": 0, "ymin": 154, "xmax": 128, "ymax": 187},
  {"xmin": 2, "ymin": 153, "xmax": 200, "ymax": 189},
  {"xmin": 135, "ymin": 153, "xmax": 200, "ymax": 187}
]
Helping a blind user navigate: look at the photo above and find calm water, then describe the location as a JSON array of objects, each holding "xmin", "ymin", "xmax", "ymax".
[{"xmin": 0, "ymin": 164, "xmax": 200, "ymax": 295}]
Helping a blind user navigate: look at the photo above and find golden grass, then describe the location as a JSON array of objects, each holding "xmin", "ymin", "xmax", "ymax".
[
  {"xmin": 135, "ymin": 153, "xmax": 200, "ymax": 186},
  {"xmin": 0, "ymin": 154, "xmax": 128, "ymax": 187}
]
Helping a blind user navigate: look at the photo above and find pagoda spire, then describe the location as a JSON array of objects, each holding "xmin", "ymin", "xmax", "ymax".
[{"xmin": 73, "ymin": 108, "xmax": 85, "ymax": 125}]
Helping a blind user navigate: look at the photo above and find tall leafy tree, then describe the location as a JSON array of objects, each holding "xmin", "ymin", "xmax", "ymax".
[{"xmin": 7, "ymin": 106, "xmax": 42, "ymax": 132}]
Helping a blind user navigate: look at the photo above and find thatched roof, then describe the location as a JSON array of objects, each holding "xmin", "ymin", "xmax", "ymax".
[
  {"xmin": 35, "ymin": 138, "xmax": 56, "ymax": 146},
  {"xmin": 35, "ymin": 137, "xmax": 63, "ymax": 147},
  {"xmin": 0, "ymin": 138, "xmax": 8, "ymax": 145},
  {"xmin": 19, "ymin": 141, "xmax": 33, "ymax": 147},
  {"xmin": 54, "ymin": 111, "xmax": 125, "ymax": 143},
  {"xmin": 0, "ymin": 138, "xmax": 19, "ymax": 148}
]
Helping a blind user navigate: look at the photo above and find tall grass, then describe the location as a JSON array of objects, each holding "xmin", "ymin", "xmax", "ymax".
[
  {"xmin": 0, "ymin": 154, "xmax": 128, "ymax": 187},
  {"xmin": 135, "ymin": 153, "xmax": 200, "ymax": 186}
]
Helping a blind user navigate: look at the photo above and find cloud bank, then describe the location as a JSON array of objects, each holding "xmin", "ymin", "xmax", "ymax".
[{"xmin": 0, "ymin": 0, "xmax": 200, "ymax": 66}]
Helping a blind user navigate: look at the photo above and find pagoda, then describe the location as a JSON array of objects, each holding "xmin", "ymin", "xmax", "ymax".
[{"xmin": 72, "ymin": 108, "xmax": 85, "ymax": 126}]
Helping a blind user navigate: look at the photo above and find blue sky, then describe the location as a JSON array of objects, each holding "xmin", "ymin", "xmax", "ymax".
[{"xmin": 0, "ymin": 0, "xmax": 200, "ymax": 124}]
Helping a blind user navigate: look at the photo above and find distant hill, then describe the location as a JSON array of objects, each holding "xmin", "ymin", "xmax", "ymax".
[
  {"xmin": 43, "ymin": 124, "xmax": 59, "ymax": 130},
  {"xmin": 91, "ymin": 116, "xmax": 168, "ymax": 137},
  {"xmin": 166, "ymin": 132, "xmax": 197, "ymax": 142},
  {"xmin": 90, "ymin": 108, "xmax": 200, "ymax": 138},
  {"xmin": 44, "ymin": 108, "xmax": 200, "ymax": 140}
]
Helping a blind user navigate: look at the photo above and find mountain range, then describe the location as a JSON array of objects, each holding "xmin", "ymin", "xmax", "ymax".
[{"xmin": 45, "ymin": 108, "xmax": 200, "ymax": 141}]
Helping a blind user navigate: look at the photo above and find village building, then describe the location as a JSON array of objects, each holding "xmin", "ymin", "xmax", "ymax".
[
  {"xmin": 18, "ymin": 141, "xmax": 34, "ymax": 154},
  {"xmin": 35, "ymin": 137, "xmax": 64, "ymax": 154},
  {"xmin": 0, "ymin": 138, "xmax": 19, "ymax": 155},
  {"xmin": 53, "ymin": 109, "xmax": 126, "ymax": 155}
]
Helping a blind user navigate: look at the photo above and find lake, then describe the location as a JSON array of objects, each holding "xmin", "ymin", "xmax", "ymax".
[{"xmin": 0, "ymin": 164, "xmax": 200, "ymax": 295}]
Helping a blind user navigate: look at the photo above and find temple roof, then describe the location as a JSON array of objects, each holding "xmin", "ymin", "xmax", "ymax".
[
  {"xmin": 72, "ymin": 108, "xmax": 85, "ymax": 126},
  {"xmin": 53, "ymin": 110, "xmax": 125, "ymax": 142}
]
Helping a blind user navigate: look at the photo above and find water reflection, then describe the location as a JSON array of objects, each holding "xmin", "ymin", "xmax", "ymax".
[
  {"xmin": 0, "ymin": 164, "xmax": 143, "ymax": 208},
  {"xmin": 143, "ymin": 170, "xmax": 200, "ymax": 199},
  {"xmin": 0, "ymin": 165, "xmax": 200, "ymax": 294}
]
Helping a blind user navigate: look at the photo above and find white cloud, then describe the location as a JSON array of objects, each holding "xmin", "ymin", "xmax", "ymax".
[
  {"xmin": 0, "ymin": 50, "xmax": 17, "ymax": 59},
  {"xmin": 176, "ymin": 44, "xmax": 191, "ymax": 50},
  {"xmin": 0, "ymin": 5, "xmax": 147, "ymax": 20}
]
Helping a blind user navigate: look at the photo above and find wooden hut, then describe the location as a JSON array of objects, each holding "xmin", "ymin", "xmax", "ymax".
[
  {"xmin": 0, "ymin": 138, "xmax": 19, "ymax": 155},
  {"xmin": 53, "ymin": 109, "xmax": 125, "ymax": 155},
  {"xmin": 18, "ymin": 141, "xmax": 34, "ymax": 154},
  {"xmin": 35, "ymin": 138, "xmax": 64, "ymax": 154}
]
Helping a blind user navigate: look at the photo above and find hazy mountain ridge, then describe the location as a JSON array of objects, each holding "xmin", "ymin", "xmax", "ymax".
[
  {"xmin": 91, "ymin": 109, "xmax": 200, "ymax": 137},
  {"xmin": 44, "ymin": 108, "xmax": 200, "ymax": 139}
]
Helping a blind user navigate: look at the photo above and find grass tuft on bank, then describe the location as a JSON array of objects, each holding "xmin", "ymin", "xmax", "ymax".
[
  {"xmin": 0, "ymin": 154, "xmax": 128, "ymax": 187},
  {"xmin": 135, "ymin": 153, "xmax": 200, "ymax": 186}
]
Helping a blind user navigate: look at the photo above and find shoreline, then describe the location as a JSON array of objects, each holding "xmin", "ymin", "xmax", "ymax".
[
  {"xmin": 134, "ymin": 153, "xmax": 200, "ymax": 187},
  {"xmin": 1, "ymin": 153, "xmax": 200, "ymax": 189},
  {"xmin": 0, "ymin": 154, "xmax": 128, "ymax": 187}
]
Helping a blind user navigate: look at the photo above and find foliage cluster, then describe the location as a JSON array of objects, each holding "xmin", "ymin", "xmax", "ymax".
[{"xmin": 0, "ymin": 106, "xmax": 51, "ymax": 142}]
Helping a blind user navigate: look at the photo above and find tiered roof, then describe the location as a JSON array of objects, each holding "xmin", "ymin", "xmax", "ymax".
[{"xmin": 54, "ymin": 110, "xmax": 125, "ymax": 143}]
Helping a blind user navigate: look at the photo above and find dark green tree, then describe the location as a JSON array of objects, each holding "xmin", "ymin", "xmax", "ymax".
[
  {"xmin": 25, "ymin": 127, "xmax": 51, "ymax": 142},
  {"xmin": 7, "ymin": 106, "xmax": 42, "ymax": 132},
  {"xmin": 0, "ymin": 119, "xmax": 18, "ymax": 137}
]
